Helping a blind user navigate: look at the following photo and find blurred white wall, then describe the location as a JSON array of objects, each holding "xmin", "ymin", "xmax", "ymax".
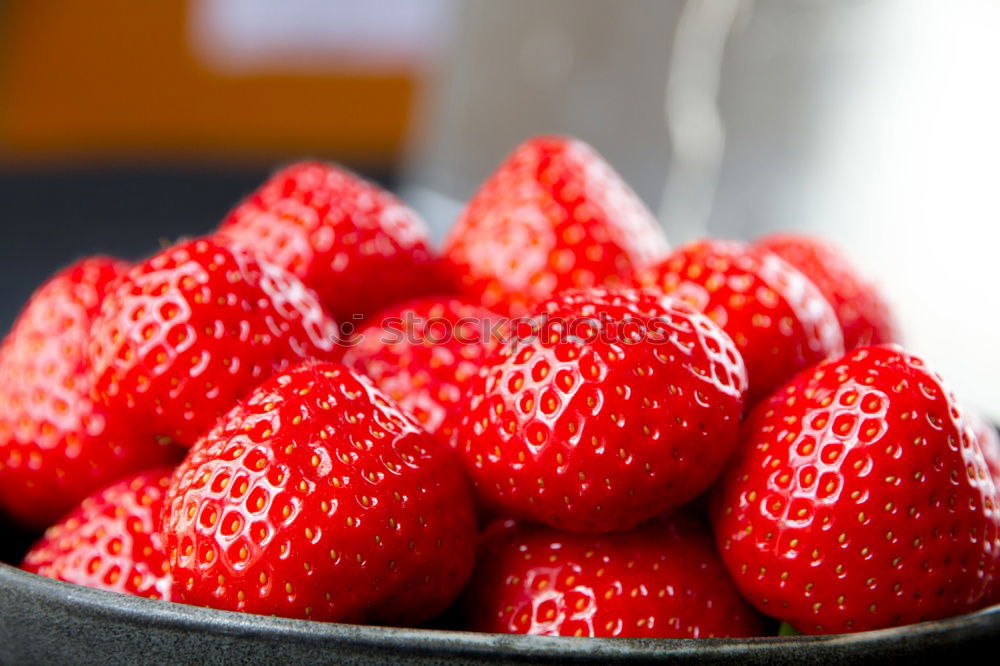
[
  {"xmin": 406, "ymin": 0, "xmax": 1000, "ymax": 420},
  {"xmin": 710, "ymin": 0, "xmax": 1000, "ymax": 420},
  {"xmin": 191, "ymin": 0, "xmax": 454, "ymax": 73},
  {"xmin": 404, "ymin": 0, "xmax": 681, "ymax": 232}
]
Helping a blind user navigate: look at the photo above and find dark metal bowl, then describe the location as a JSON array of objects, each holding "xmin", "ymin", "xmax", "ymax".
[{"xmin": 1, "ymin": 561, "xmax": 998, "ymax": 664}]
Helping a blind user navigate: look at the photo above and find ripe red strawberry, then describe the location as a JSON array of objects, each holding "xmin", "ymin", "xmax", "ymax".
[
  {"xmin": 970, "ymin": 412, "xmax": 1000, "ymax": 487},
  {"xmin": 442, "ymin": 136, "xmax": 670, "ymax": 317},
  {"xmin": 342, "ymin": 297, "xmax": 508, "ymax": 443},
  {"xmin": 638, "ymin": 240, "xmax": 844, "ymax": 404},
  {"xmin": 89, "ymin": 238, "xmax": 340, "ymax": 447},
  {"xmin": 712, "ymin": 346, "xmax": 1000, "ymax": 634},
  {"xmin": 453, "ymin": 287, "xmax": 748, "ymax": 534},
  {"xmin": 21, "ymin": 467, "xmax": 174, "ymax": 601},
  {"xmin": 0, "ymin": 258, "xmax": 178, "ymax": 528},
  {"xmin": 217, "ymin": 161, "xmax": 441, "ymax": 323},
  {"xmin": 163, "ymin": 362, "xmax": 477, "ymax": 624},
  {"xmin": 754, "ymin": 234, "xmax": 899, "ymax": 349},
  {"xmin": 465, "ymin": 514, "xmax": 763, "ymax": 638}
]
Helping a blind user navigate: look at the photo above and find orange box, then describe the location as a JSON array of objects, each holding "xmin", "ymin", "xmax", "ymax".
[{"xmin": 0, "ymin": 0, "xmax": 417, "ymax": 165}]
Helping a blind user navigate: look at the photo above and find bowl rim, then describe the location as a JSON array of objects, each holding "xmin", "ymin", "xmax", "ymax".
[{"xmin": 4, "ymin": 561, "xmax": 999, "ymax": 660}]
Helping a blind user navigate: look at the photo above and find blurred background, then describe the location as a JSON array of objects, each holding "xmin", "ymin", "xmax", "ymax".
[{"xmin": 0, "ymin": 0, "xmax": 997, "ymax": 418}]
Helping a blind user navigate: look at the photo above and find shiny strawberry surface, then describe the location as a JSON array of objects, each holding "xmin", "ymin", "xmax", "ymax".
[
  {"xmin": 89, "ymin": 238, "xmax": 340, "ymax": 447},
  {"xmin": 466, "ymin": 514, "xmax": 763, "ymax": 638},
  {"xmin": 755, "ymin": 233, "xmax": 899, "ymax": 349},
  {"xmin": 970, "ymin": 411, "xmax": 1000, "ymax": 488},
  {"xmin": 454, "ymin": 287, "xmax": 747, "ymax": 533},
  {"xmin": 443, "ymin": 136, "xmax": 670, "ymax": 316},
  {"xmin": 22, "ymin": 467, "xmax": 174, "ymax": 601},
  {"xmin": 163, "ymin": 363, "xmax": 478, "ymax": 624},
  {"xmin": 343, "ymin": 296, "xmax": 507, "ymax": 443},
  {"xmin": 639, "ymin": 240, "xmax": 844, "ymax": 405},
  {"xmin": 0, "ymin": 258, "xmax": 177, "ymax": 527},
  {"xmin": 713, "ymin": 346, "xmax": 1000, "ymax": 633},
  {"xmin": 218, "ymin": 161, "xmax": 440, "ymax": 323}
]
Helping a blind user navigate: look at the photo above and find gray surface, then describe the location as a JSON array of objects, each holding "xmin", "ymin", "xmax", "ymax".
[
  {"xmin": 405, "ymin": 0, "xmax": 682, "ymax": 239},
  {"xmin": 1, "ymin": 562, "xmax": 998, "ymax": 664}
]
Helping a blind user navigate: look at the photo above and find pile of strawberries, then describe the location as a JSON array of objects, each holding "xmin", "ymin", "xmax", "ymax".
[{"xmin": 4, "ymin": 137, "xmax": 999, "ymax": 638}]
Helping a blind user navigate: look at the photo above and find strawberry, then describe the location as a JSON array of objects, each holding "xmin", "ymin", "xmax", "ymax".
[
  {"xmin": 970, "ymin": 412, "xmax": 1000, "ymax": 487},
  {"xmin": 162, "ymin": 362, "xmax": 478, "ymax": 624},
  {"xmin": 89, "ymin": 238, "xmax": 340, "ymax": 448},
  {"xmin": 754, "ymin": 233, "xmax": 899, "ymax": 349},
  {"xmin": 465, "ymin": 514, "xmax": 764, "ymax": 638},
  {"xmin": 21, "ymin": 467, "xmax": 174, "ymax": 601},
  {"xmin": 712, "ymin": 345, "xmax": 1000, "ymax": 634},
  {"xmin": 442, "ymin": 136, "xmax": 670, "ymax": 317},
  {"xmin": 217, "ymin": 161, "xmax": 441, "ymax": 323},
  {"xmin": 0, "ymin": 258, "xmax": 178, "ymax": 528},
  {"xmin": 453, "ymin": 287, "xmax": 748, "ymax": 534},
  {"xmin": 342, "ymin": 297, "xmax": 508, "ymax": 443},
  {"xmin": 638, "ymin": 240, "xmax": 844, "ymax": 404}
]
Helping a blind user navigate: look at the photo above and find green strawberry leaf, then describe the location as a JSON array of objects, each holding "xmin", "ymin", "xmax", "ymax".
[{"xmin": 778, "ymin": 622, "xmax": 801, "ymax": 637}]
